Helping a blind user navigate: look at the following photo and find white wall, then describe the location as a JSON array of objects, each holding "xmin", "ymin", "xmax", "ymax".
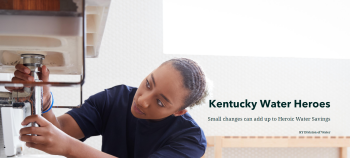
[{"xmin": 163, "ymin": 0, "xmax": 350, "ymax": 59}]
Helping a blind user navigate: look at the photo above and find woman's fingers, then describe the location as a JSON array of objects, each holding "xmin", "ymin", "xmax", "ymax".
[
  {"xmin": 19, "ymin": 126, "xmax": 47, "ymax": 135},
  {"xmin": 5, "ymin": 77, "xmax": 25, "ymax": 91},
  {"xmin": 5, "ymin": 85, "xmax": 23, "ymax": 92},
  {"xmin": 15, "ymin": 64, "xmax": 31, "ymax": 74},
  {"xmin": 20, "ymin": 135, "xmax": 48, "ymax": 144},
  {"xmin": 14, "ymin": 70, "xmax": 34, "ymax": 81},
  {"xmin": 11, "ymin": 77, "xmax": 25, "ymax": 83},
  {"xmin": 26, "ymin": 142, "xmax": 47, "ymax": 151},
  {"xmin": 21, "ymin": 115, "xmax": 50, "ymax": 127}
]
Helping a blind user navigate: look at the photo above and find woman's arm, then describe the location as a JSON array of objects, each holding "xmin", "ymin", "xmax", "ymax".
[
  {"xmin": 66, "ymin": 138, "xmax": 117, "ymax": 158},
  {"xmin": 45, "ymin": 112, "xmax": 85, "ymax": 139},
  {"xmin": 20, "ymin": 115, "xmax": 118, "ymax": 158}
]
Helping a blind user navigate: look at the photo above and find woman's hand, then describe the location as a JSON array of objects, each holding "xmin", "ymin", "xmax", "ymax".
[
  {"xmin": 20, "ymin": 115, "xmax": 118, "ymax": 158},
  {"xmin": 19, "ymin": 115, "xmax": 73, "ymax": 156},
  {"xmin": 6, "ymin": 64, "xmax": 51, "ymax": 109}
]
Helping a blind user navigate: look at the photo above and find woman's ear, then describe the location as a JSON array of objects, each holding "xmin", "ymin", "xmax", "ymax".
[{"xmin": 173, "ymin": 109, "xmax": 188, "ymax": 117}]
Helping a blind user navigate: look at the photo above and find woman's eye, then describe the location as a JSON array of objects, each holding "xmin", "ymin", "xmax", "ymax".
[
  {"xmin": 157, "ymin": 99, "xmax": 164, "ymax": 107},
  {"xmin": 146, "ymin": 79, "xmax": 150, "ymax": 88}
]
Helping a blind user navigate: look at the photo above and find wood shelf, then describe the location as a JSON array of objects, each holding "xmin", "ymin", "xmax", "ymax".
[{"xmin": 202, "ymin": 136, "xmax": 350, "ymax": 158}]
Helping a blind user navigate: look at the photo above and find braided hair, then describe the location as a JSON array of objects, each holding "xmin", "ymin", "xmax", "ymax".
[{"xmin": 163, "ymin": 58, "xmax": 208, "ymax": 110}]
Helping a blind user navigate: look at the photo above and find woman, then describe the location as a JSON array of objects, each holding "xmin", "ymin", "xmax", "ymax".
[{"xmin": 14, "ymin": 58, "xmax": 208, "ymax": 158}]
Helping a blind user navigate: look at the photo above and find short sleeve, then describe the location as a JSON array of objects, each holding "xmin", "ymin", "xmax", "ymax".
[
  {"xmin": 148, "ymin": 129, "xmax": 207, "ymax": 158},
  {"xmin": 66, "ymin": 90, "xmax": 107, "ymax": 140}
]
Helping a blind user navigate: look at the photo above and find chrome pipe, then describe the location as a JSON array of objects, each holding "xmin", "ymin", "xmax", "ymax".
[{"xmin": 21, "ymin": 54, "xmax": 45, "ymax": 128}]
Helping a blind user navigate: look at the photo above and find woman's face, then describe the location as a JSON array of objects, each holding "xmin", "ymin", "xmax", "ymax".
[{"xmin": 131, "ymin": 62, "xmax": 189, "ymax": 121}]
